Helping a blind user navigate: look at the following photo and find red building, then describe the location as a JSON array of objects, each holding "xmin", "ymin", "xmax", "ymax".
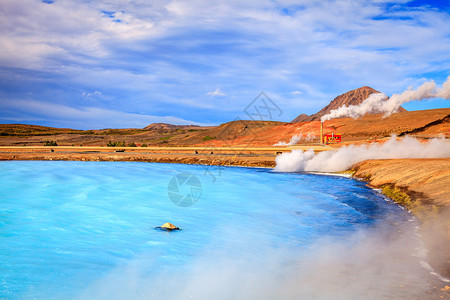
[{"xmin": 324, "ymin": 133, "xmax": 341, "ymax": 144}]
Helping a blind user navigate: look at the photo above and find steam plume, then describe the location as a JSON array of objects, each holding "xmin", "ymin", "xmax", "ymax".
[
  {"xmin": 321, "ymin": 76, "xmax": 450, "ymax": 122},
  {"xmin": 78, "ymin": 224, "xmax": 438, "ymax": 300},
  {"xmin": 275, "ymin": 136, "xmax": 450, "ymax": 173},
  {"xmin": 273, "ymin": 133, "xmax": 316, "ymax": 146},
  {"xmin": 274, "ymin": 134, "xmax": 301, "ymax": 146}
]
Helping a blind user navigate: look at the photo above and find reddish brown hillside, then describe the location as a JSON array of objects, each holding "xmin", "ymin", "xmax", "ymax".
[{"xmin": 202, "ymin": 108, "xmax": 450, "ymax": 147}]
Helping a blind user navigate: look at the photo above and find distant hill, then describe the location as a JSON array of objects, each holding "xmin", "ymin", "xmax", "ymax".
[
  {"xmin": 0, "ymin": 124, "xmax": 83, "ymax": 136},
  {"xmin": 0, "ymin": 107, "xmax": 448, "ymax": 147},
  {"xmin": 143, "ymin": 123, "xmax": 201, "ymax": 130},
  {"xmin": 292, "ymin": 86, "xmax": 407, "ymax": 123}
]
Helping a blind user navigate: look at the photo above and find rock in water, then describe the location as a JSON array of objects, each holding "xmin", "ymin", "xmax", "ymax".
[
  {"xmin": 161, "ymin": 223, "xmax": 179, "ymax": 230},
  {"xmin": 155, "ymin": 222, "xmax": 180, "ymax": 231}
]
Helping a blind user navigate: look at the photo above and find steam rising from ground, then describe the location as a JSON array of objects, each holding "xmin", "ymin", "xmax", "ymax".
[
  {"xmin": 275, "ymin": 136, "xmax": 450, "ymax": 172},
  {"xmin": 274, "ymin": 133, "xmax": 316, "ymax": 146},
  {"xmin": 77, "ymin": 222, "xmax": 441, "ymax": 300},
  {"xmin": 321, "ymin": 76, "xmax": 450, "ymax": 122}
]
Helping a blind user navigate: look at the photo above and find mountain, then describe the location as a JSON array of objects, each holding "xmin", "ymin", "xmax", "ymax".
[{"xmin": 292, "ymin": 86, "xmax": 407, "ymax": 123}]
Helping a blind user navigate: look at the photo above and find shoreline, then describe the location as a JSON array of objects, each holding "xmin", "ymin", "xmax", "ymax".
[
  {"xmin": 0, "ymin": 146, "xmax": 280, "ymax": 168},
  {"xmin": 352, "ymin": 158, "xmax": 450, "ymax": 280}
]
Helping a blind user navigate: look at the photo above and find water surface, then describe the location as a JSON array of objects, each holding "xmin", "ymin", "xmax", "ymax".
[{"xmin": 0, "ymin": 161, "xmax": 431, "ymax": 299}]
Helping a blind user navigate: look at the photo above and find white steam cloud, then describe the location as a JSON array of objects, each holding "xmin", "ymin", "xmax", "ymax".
[
  {"xmin": 275, "ymin": 136, "xmax": 450, "ymax": 173},
  {"xmin": 321, "ymin": 76, "xmax": 450, "ymax": 122},
  {"xmin": 274, "ymin": 133, "xmax": 316, "ymax": 146},
  {"xmin": 77, "ymin": 223, "xmax": 440, "ymax": 300},
  {"xmin": 274, "ymin": 135, "xmax": 301, "ymax": 146}
]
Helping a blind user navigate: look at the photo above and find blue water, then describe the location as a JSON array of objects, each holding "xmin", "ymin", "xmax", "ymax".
[{"xmin": 0, "ymin": 161, "xmax": 427, "ymax": 299}]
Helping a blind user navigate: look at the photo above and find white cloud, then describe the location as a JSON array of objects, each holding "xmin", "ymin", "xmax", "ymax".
[
  {"xmin": 0, "ymin": 0, "xmax": 449, "ymax": 125},
  {"xmin": 0, "ymin": 0, "xmax": 157, "ymax": 69},
  {"xmin": 81, "ymin": 91, "xmax": 102, "ymax": 99},
  {"xmin": 2, "ymin": 0, "xmax": 448, "ymax": 80},
  {"xmin": 206, "ymin": 88, "xmax": 226, "ymax": 97},
  {"xmin": 291, "ymin": 91, "xmax": 303, "ymax": 95},
  {"xmin": 0, "ymin": 99, "xmax": 210, "ymax": 129}
]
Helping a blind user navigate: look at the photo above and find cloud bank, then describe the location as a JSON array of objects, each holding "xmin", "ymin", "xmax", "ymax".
[
  {"xmin": 1, "ymin": 0, "xmax": 450, "ymax": 128},
  {"xmin": 0, "ymin": 99, "xmax": 208, "ymax": 129}
]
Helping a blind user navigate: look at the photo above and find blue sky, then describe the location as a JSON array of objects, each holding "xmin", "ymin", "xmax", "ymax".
[{"xmin": 0, "ymin": 0, "xmax": 449, "ymax": 129}]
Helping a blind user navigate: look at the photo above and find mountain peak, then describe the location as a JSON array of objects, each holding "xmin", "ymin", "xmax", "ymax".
[{"xmin": 292, "ymin": 86, "xmax": 407, "ymax": 123}]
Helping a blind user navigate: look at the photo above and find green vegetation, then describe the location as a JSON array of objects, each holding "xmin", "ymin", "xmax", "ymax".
[
  {"xmin": 381, "ymin": 184, "xmax": 415, "ymax": 212},
  {"xmin": 101, "ymin": 129, "xmax": 148, "ymax": 135},
  {"xmin": 359, "ymin": 173, "xmax": 372, "ymax": 181},
  {"xmin": 380, "ymin": 184, "xmax": 439, "ymax": 220},
  {"xmin": 202, "ymin": 136, "xmax": 216, "ymax": 141},
  {"xmin": 107, "ymin": 140, "xmax": 126, "ymax": 147},
  {"xmin": 127, "ymin": 142, "xmax": 137, "ymax": 147},
  {"xmin": 336, "ymin": 169, "xmax": 356, "ymax": 176},
  {"xmin": 0, "ymin": 125, "xmax": 83, "ymax": 136},
  {"xmin": 0, "ymin": 125, "xmax": 150, "ymax": 137},
  {"xmin": 158, "ymin": 136, "xmax": 173, "ymax": 141},
  {"xmin": 141, "ymin": 143, "xmax": 148, "ymax": 147},
  {"xmin": 188, "ymin": 129, "xmax": 198, "ymax": 132},
  {"xmin": 44, "ymin": 140, "xmax": 58, "ymax": 146}
]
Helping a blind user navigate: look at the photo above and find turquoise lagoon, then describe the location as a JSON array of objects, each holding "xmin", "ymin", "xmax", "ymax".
[{"xmin": 0, "ymin": 161, "xmax": 436, "ymax": 299}]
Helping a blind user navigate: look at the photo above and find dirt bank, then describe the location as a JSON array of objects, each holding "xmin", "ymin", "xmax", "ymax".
[
  {"xmin": 0, "ymin": 145, "xmax": 334, "ymax": 168},
  {"xmin": 0, "ymin": 146, "xmax": 288, "ymax": 168},
  {"xmin": 353, "ymin": 158, "xmax": 450, "ymax": 278},
  {"xmin": 353, "ymin": 158, "xmax": 450, "ymax": 209}
]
